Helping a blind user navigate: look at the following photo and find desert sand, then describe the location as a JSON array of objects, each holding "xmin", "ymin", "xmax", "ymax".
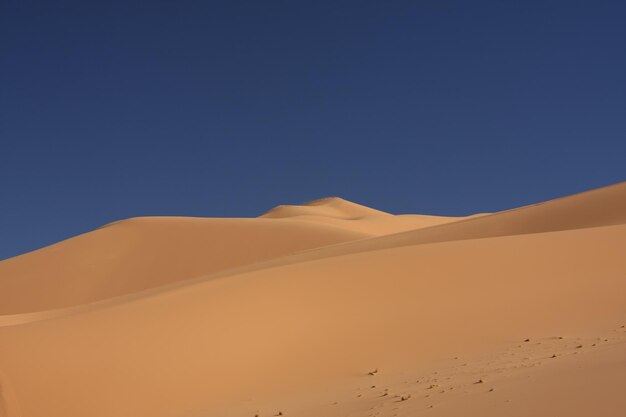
[{"xmin": 0, "ymin": 182, "xmax": 625, "ymax": 417}]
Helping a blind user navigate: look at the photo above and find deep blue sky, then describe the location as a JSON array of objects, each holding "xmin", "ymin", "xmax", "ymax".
[{"xmin": 1, "ymin": 0, "xmax": 625, "ymax": 260}]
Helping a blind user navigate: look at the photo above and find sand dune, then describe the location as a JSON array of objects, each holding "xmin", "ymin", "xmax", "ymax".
[
  {"xmin": 0, "ymin": 217, "xmax": 370, "ymax": 314},
  {"xmin": 0, "ymin": 199, "xmax": 464, "ymax": 315},
  {"xmin": 257, "ymin": 180, "xmax": 626, "ymax": 264},
  {"xmin": 0, "ymin": 182, "xmax": 625, "ymax": 417}
]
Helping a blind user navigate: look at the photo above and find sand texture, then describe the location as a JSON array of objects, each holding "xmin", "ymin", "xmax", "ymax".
[{"xmin": 0, "ymin": 183, "xmax": 625, "ymax": 417}]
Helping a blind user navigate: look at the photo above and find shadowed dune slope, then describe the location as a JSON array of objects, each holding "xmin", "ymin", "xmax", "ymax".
[{"xmin": 0, "ymin": 217, "xmax": 370, "ymax": 314}]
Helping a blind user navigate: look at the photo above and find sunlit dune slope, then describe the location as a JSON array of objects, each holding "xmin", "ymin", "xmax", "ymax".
[
  {"xmin": 126, "ymin": 180, "xmax": 626, "ymax": 286},
  {"xmin": 248, "ymin": 181, "xmax": 626, "ymax": 266}
]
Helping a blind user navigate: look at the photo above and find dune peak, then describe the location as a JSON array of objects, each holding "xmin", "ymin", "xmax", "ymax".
[
  {"xmin": 302, "ymin": 196, "xmax": 349, "ymax": 206},
  {"xmin": 260, "ymin": 196, "xmax": 390, "ymax": 220}
]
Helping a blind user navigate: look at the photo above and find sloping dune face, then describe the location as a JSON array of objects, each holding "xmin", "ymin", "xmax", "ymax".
[
  {"xmin": 270, "ymin": 181, "xmax": 626, "ymax": 262},
  {"xmin": 0, "ymin": 199, "xmax": 463, "ymax": 315},
  {"xmin": 0, "ymin": 217, "xmax": 367, "ymax": 314},
  {"xmin": 0, "ymin": 183, "xmax": 625, "ymax": 417}
]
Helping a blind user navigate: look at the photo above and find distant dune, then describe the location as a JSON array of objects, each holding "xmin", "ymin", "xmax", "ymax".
[{"xmin": 0, "ymin": 182, "xmax": 625, "ymax": 417}]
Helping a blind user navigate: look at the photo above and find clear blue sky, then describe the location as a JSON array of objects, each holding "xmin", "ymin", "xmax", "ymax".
[{"xmin": 1, "ymin": 0, "xmax": 625, "ymax": 260}]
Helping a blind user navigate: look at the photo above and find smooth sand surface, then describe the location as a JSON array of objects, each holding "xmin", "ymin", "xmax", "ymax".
[{"xmin": 0, "ymin": 183, "xmax": 625, "ymax": 417}]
